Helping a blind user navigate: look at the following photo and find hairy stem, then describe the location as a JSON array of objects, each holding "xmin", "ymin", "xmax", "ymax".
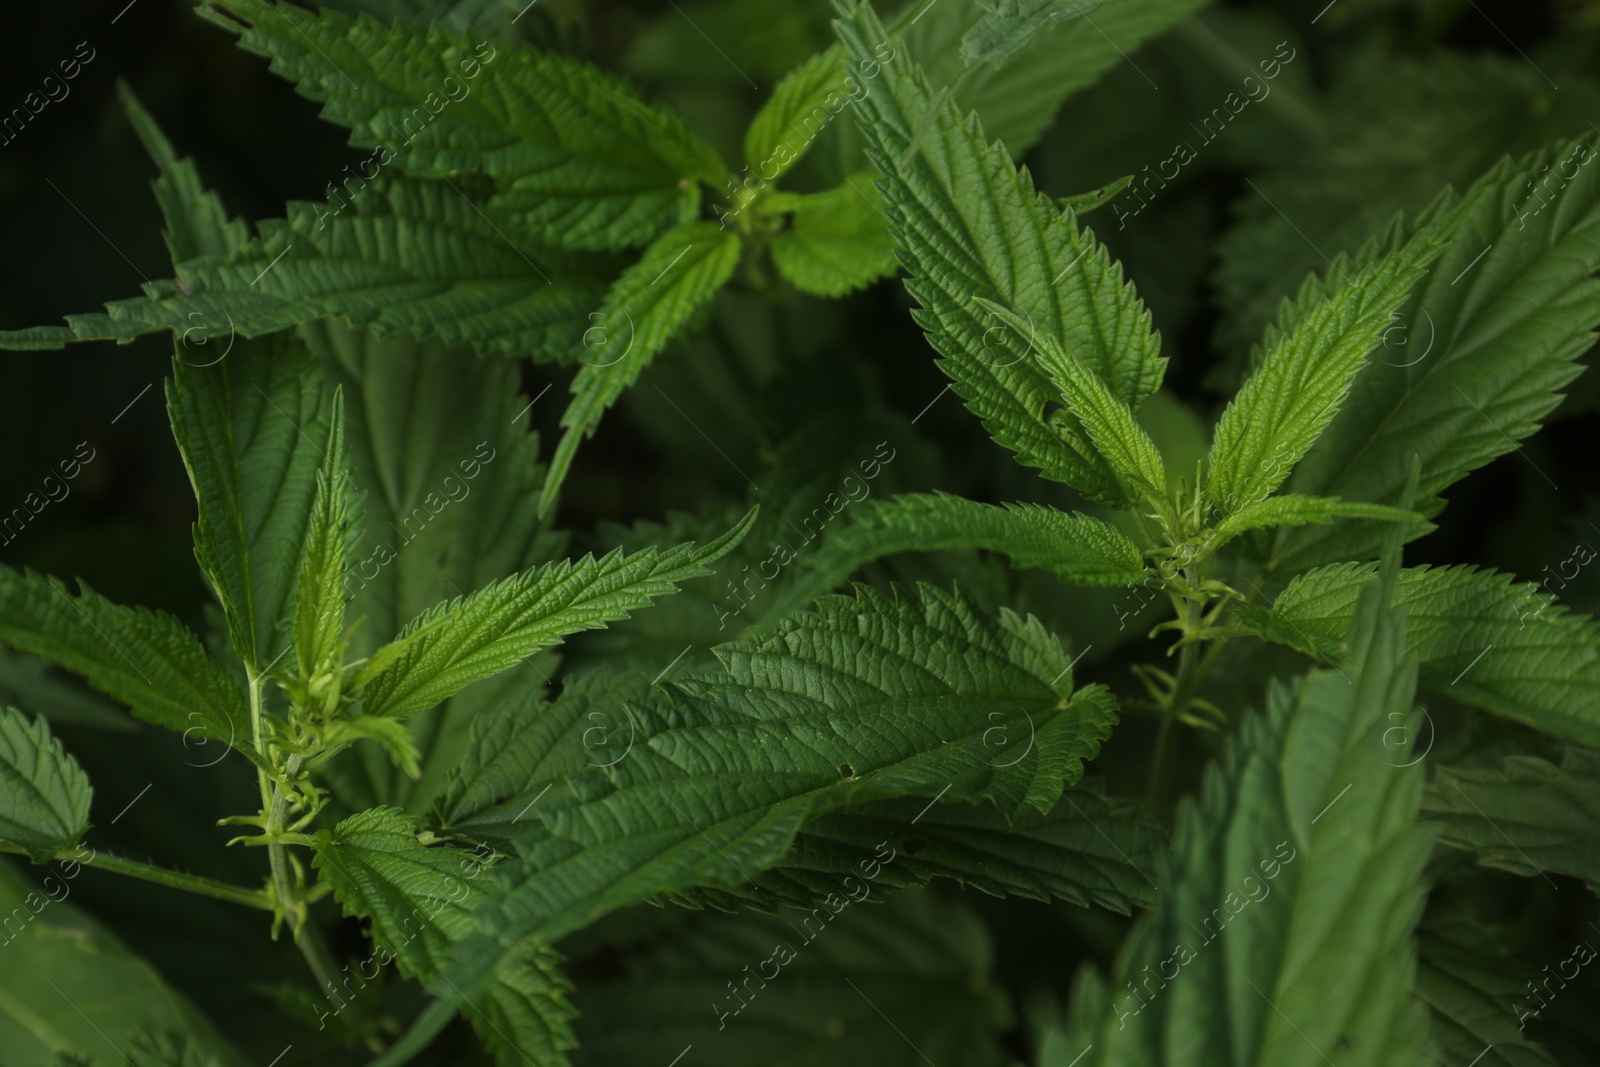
[
  {"xmin": 0, "ymin": 842, "xmax": 275, "ymax": 910},
  {"xmin": 248, "ymin": 666, "xmax": 343, "ymax": 998},
  {"xmin": 1144, "ymin": 591, "xmax": 1208, "ymax": 817}
]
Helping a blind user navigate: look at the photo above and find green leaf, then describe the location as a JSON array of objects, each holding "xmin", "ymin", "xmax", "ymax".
[
  {"xmin": 0, "ymin": 567, "xmax": 260, "ymax": 773},
  {"xmin": 958, "ymin": 0, "xmax": 1111, "ymax": 71},
  {"xmin": 1416, "ymin": 899, "xmax": 1560, "ymax": 1066},
  {"xmin": 1269, "ymin": 134, "xmax": 1600, "ymax": 571},
  {"xmin": 116, "ymin": 83, "xmax": 249, "ymax": 263},
  {"xmin": 833, "ymin": 0, "xmax": 1165, "ymax": 506},
  {"xmin": 977, "ymin": 298, "xmax": 1168, "ymax": 509},
  {"xmin": 572, "ymin": 889, "xmax": 1011, "ymax": 1067},
  {"xmin": 760, "ymin": 491, "xmax": 1149, "ymax": 625},
  {"xmin": 167, "ymin": 333, "xmax": 332, "ymax": 672},
  {"xmin": 290, "ymin": 390, "xmax": 357, "ymax": 700},
  {"xmin": 1424, "ymin": 747, "xmax": 1600, "ymax": 892},
  {"xmin": 542, "ymin": 220, "xmax": 742, "ymax": 516},
  {"xmin": 1213, "ymin": 56, "xmax": 1600, "ymax": 363},
  {"xmin": 1058, "ymin": 550, "xmax": 1432, "ymax": 1066},
  {"xmin": 312, "ymin": 807, "xmax": 577, "ymax": 1067},
  {"xmin": 1204, "ymin": 216, "xmax": 1450, "ymax": 520},
  {"xmin": 436, "ymin": 669, "xmax": 653, "ymax": 839},
  {"xmin": 0, "ymin": 860, "xmax": 236, "ymax": 1067},
  {"xmin": 680, "ymin": 784, "xmax": 1164, "ymax": 916},
  {"xmin": 198, "ymin": 0, "xmax": 723, "ymax": 250},
  {"xmin": 0, "ymin": 179, "xmax": 613, "ymax": 364},
  {"xmin": 1202, "ymin": 495, "xmax": 1420, "ymax": 554},
  {"xmin": 305, "ymin": 321, "xmax": 564, "ymax": 812},
  {"xmin": 1240, "ymin": 563, "xmax": 1600, "ymax": 749},
  {"xmin": 0, "ymin": 708, "xmax": 92, "ymax": 864},
  {"xmin": 355, "ymin": 509, "xmax": 756, "ymax": 719},
  {"xmin": 388, "ymin": 582, "xmax": 1119, "ymax": 1063},
  {"xmin": 127, "ymin": 1028, "xmax": 226, "ymax": 1067},
  {"xmin": 767, "ymin": 177, "xmax": 898, "ymax": 297},
  {"xmin": 742, "ymin": 47, "xmax": 852, "ymax": 182}
]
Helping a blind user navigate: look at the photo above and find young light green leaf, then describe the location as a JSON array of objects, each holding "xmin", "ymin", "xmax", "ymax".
[
  {"xmin": 291, "ymin": 390, "xmax": 357, "ymax": 700},
  {"xmin": 542, "ymin": 220, "xmax": 741, "ymax": 516},
  {"xmin": 199, "ymin": 0, "xmax": 723, "ymax": 250},
  {"xmin": 1270, "ymin": 135, "xmax": 1600, "ymax": 571},
  {"xmin": 305, "ymin": 321, "xmax": 564, "ymax": 812},
  {"xmin": 356, "ymin": 509, "xmax": 756, "ymax": 719},
  {"xmin": 978, "ymin": 298, "xmax": 1168, "ymax": 509},
  {"xmin": 1424, "ymin": 748, "xmax": 1600, "ymax": 892},
  {"xmin": 0, "ymin": 179, "xmax": 613, "ymax": 363},
  {"xmin": 1058, "ymin": 549, "xmax": 1432, "ymax": 1067},
  {"xmin": 833, "ymin": 0, "xmax": 1165, "ymax": 506},
  {"xmin": 168, "ymin": 333, "xmax": 331, "ymax": 673},
  {"xmin": 0, "ymin": 566, "xmax": 261, "ymax": 773},
  {"xmin": 1239, "ymin": 563, "xmax": 1600, "ymax": 749},
  {"xmin": 742, "ymin": 47, "xmax": 853, "ymax": 182},
  {"xmin": 1204, "ymin": 217, "xmax": 1450, "ymax": 520},
  {"xmin": 767, "ymin": 177, "xmax": 898, "ymax": 297},
  {"xmin": 386, "ymin": 582, "xmax": 1119, "ymax": 1064},
  {"xmin": 1201, "ymin": 494, "xmax": 1421, "ymax": 554},
  {"xmin": 0, "ymin": 707, "xmax": 92, "ymax": 863}
]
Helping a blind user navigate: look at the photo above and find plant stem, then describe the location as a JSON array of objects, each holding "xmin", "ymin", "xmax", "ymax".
[
  {"xmin": 0, "ymin": 842, "xmax": 275, "ymax": 910},
  {"xmin": 1144, "ymin": 591, "xmax": 1208, "ymax": 817},
  {"xmin": 246, "ymin": 666, "xmax": 343, "ymax": 998}
]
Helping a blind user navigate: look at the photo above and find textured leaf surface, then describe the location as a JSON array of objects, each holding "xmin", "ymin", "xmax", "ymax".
[
  {"xmin": 168, "ymin": 333, "xmax": 331, "ymax": 672},
  {"xmin": 1204, "ymin": 219, "xmax": 1448, "ymax": 519},
  {"xmin": 1203, "ymin": 495, "xmax": 1419, "ymax": 553},
  {"xmin": 306, "ymin": 322, "xmax": 563, "ymax": 811},
  {"xmin": 1425, "ymin": 747, "xmax": 1600, "ymax": 891},
  {"xmin": 1269, "ymin": 135, "xmax": 1600, "ymax": 570},
  {"xmin": 573, "ymin": 889, "xmax": 1010, "ymax": 1067},
  {"xmin": 0, "ymin": 180, "xmax": 612, "ymax": 363},
  {"xmin": 391, "ymin": 583, "xmax": 1119, "ymax": 1062},
  {"xmin": 835, "ymin": 0, "xmax": 1164, "ymax": 504},
  {"xmin": 356, "ymin": 510, "xmax": 755, "ymax": 719},
  {"xmin": 0, "ymin": 567, "xmax": 258, "ymax": 772},
  {"xmin": 768, "ymin": 179, "xmax": 898, "ymax": 297},
  {"xmin": 313, "ymin": 807, "xmax": 577, "ymax": 1067},
  {"xmin": 1214, "ymin": 56, "xmax": 1600, "ymax": 360},
  {"xmin": 764, "ymin": 491, "xmax": 1149, "ymax": 625},
  {"xmin": 1058, "ymin": 559, "xmax": 1432, "ymax": 1066},
  {"xmin": 118, "ymin": 84, "xmax": 249, "ymax": 263},
  {"xmin": 290, "ymin": 393, "xmax": 356, "ymax": 690},
  {"xmin": 543, "ymin": 220, "xmax": 741, "ymax": 515},
  {"xmin": 0, "ymin": 708, "xmax": 92, "ymax": 864},
  {"xmin": 681, "ymin": 784, "xmax": 1163, "ymax": 916},
  {"xmin": 199, "ymin": 0, "xmax": 722, "ymax": 249},
  {"xmin": 958, "ymin": 0, "xmax": 1110, "ymax": 71},
  {"xmin": 1242, "ymin": 563, "xmax": 1600, "ymax": 749}
]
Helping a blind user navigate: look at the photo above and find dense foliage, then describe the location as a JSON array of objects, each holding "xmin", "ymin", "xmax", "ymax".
[{"xmin": 0, "ymin": 0, "xmax": 1598, "ymax": 1065}]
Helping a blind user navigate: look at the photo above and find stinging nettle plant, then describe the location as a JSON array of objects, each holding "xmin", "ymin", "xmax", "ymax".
[{"xmin": 1, "ymin": 0, "xmax": 1600, "ymax": 1065}]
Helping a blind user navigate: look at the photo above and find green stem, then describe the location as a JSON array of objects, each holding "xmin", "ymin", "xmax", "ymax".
[
  {"xmin": 1144, "ymin": 592, "xmax": 1209, "ymax": 817},
  {"xmin": 246, "ymin": 667, "xmax": 344, "ymax": 999},
  {"xmin": 0, "ymin": 842, "xmax": 274, "ymax": 910}
]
